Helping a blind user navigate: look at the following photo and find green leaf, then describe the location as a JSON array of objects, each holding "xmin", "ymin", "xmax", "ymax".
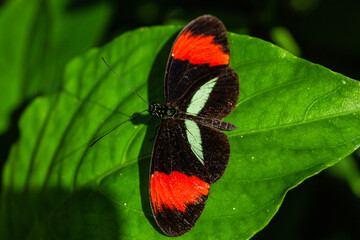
[
  {"xmin": 1, "ymin": 25, "xmax": 360, "ymax": 239},
  {"xmin": 0, "ymin": 0, "xmax": 111, "ymax": 133}
]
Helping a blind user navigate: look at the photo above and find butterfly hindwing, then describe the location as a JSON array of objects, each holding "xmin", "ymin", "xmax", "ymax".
[
  {"xmin": 193, "ymin": 121, "xmax": 231, "ymax": 183},
  {"xmin": 173, "ymin": 66, "xmax": 239, "ymax": 120},
  {"xmin": 149, "ymin": 119, "xmax": 230, "ymax": 236}
]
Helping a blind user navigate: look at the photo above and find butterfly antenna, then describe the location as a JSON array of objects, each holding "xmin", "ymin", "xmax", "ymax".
[
  {"xmin": 101, "ymin": 57, "xmax": 149, "ymax": 106},
  {"xmin": 90, "ymin": 109, "xmax": 148, "ymax": 147}
]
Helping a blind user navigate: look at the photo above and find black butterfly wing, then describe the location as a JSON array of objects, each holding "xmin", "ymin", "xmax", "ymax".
[
  {"xmin": 149, "ymin": 118, "xmax": 230, "ymax": 237},
  {"xmin": 164, "ymin": 15, "xmax": 239, "ymax": 120}
]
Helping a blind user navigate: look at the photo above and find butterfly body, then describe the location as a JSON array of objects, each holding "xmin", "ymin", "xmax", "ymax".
[
  {"xmin": 148, "ymin": 15, "xmax": 239, "ymax": 237},
  {"xmin": 149, "ymin": 102, "xmax": 236, "ymax": 131}
]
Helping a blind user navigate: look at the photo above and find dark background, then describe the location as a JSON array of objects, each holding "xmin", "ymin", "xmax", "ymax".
[{"xmin": 1, "ymin": 0, "xmax": 359, "ymax": 239}]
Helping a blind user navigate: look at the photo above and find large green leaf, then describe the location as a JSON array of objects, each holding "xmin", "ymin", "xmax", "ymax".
[
  {"xmin": 0, "ymin": 0, "xmax": 111, "ymax": 133},
  {"xmin": 1, "ymin": 24, "xmax": 360, "ymax": 239}
]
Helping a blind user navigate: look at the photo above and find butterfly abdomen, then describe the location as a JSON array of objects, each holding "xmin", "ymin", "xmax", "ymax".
[
  {"xmin": 149, "ymin": 103, "xmax": 236, "ymax": 131},
  {"xmin": 176, "ymin": 112, "xmax": 236, "ymax": 131}
]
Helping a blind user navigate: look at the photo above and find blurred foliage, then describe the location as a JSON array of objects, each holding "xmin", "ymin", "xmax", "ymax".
[
  {"xmin": 270, "ymin": 27, "xmax": 301, "ymax": 56},
  {"xmin": 0, "ymin": 0, "xmax": 359, "ymax": 239},
  {"xmin": 328, "ymin": 152, "xmax": 360, "ymax": 198},
  {"xmin": 0, "ymin": 0, "xmax": 112, "ymax": 171}
]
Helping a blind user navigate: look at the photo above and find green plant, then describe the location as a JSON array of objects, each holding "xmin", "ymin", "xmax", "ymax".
[{"xmin": 1, "ymin": 21, "xmax": 360, "ymax": 239}]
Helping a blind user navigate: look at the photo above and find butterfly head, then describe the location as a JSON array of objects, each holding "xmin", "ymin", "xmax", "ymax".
[{"xmin": 149, "ymin": 102, "xmax": 178, "ymax": 118}]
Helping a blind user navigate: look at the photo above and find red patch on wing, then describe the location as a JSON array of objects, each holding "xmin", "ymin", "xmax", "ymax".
[
  {"xmin": 150, "ymin": 171, "xmax": 210, "ymax": 213},
  {"xmin": 172, "ymin": 31, "xmax": 229, "ymax": 67}
]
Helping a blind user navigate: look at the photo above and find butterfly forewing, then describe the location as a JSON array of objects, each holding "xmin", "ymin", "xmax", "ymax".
[
  {"xmin": 165, "ymin": 15, "xmax": 239, "ymax": 120},
  {"xmin": 149, "ymin": 119, "xmax": 230, "ymax": 236},
  {"xmin": 165, "ymin": 15, "xmax": 231, "ymax": 103},
  {"xmin": 149, "ymin": 119, "xmax": 209, "ymax": 237}
]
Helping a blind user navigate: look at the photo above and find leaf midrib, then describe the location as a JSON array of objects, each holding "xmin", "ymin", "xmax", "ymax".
[{"xmin": 228, "ymin": 108, "xmax": 360, "ymax": 138}]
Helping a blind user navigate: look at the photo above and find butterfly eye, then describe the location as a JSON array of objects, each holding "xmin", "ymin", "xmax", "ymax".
[{"xmin": 149, "ymin": 103, "xmax": 160, "ymax": 117}]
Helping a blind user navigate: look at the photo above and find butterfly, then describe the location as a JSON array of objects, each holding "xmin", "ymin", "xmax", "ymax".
[{"xmin": 148, "ymin": 15, "xmax": 239, "ymax": 236}]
